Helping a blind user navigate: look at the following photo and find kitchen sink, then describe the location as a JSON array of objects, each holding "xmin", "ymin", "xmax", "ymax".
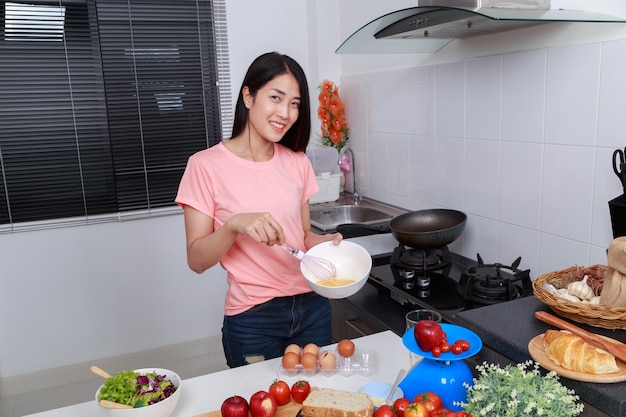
[{"xmin": 310, "ymin": 204, "xmax": 394, "ymax": 232}]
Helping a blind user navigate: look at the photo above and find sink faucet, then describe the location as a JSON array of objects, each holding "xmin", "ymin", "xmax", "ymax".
[{"xmin": 338, "ymin": 145, "xmax": 361, "ymax": 205}]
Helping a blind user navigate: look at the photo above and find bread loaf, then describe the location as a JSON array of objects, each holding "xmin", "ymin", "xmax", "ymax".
[
  {"xmin": 543, "ymin": 330, "xmax": 619, "ymax": 374},
  {"xmin": 300, "ymin": 388, "xmax": 373, "ymax": 417}
]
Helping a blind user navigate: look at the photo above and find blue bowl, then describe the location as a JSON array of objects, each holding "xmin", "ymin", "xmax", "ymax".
[{"xmin": 358, "ymin": 381, "xmax": 404, "ymax": 410}]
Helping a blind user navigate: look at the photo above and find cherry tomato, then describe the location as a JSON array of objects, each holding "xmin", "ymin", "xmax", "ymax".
[
  {"xmin": 290, "ymin": 380, "xmax": 311, "ymax": 404},
  {"xmin": 414, "ymin": 392, "xmax": 443, "ymax": 412},
  {"xmin": 449, "ymin": 412, "xmax": 473, "ymax": 417},
  {"xmin": 393, "ymin": 398, "xmax": 412, "ymax": 417},
  {"xmin": 429, "ymin": 409, "xmax": 453, "ymax": 417},
  {"xmin": 439, "ymin": 341, "xmax": 451, "ymax": 353},
  {"xmin": 456, "ymin": 340, "xmax": 470, "ymax": 351},
  {"xmin": 374, "ymin": 404, "xmax": 397, "ymax": 417},
  {"xmin": 405, "ymin": 403, "xmax": 429, "ymax": 417},
  {"xmin": 268, "ymin": 379, "xmax": 290, "ymax": 406},
  {"xmin": 431, "ymin": 346, "xmax": 442, "ymax": 357},
  {"xmin": 451, "ymin": 343, "xmax": 463, "ymax": 354}
]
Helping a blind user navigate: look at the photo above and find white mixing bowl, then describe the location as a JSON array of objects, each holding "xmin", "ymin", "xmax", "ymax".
[{"xmin": 301, "ymin": 240, "xmax": 372, "ymax": 299}]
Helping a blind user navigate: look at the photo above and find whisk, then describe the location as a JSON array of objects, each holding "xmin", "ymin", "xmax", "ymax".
[{"xmin": 281, "ymin": 244, "xmax": 337, "ymax": 281}]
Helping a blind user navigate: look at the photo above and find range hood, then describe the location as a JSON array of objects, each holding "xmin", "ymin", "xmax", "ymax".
[{"xmin": 336, "ymin": 0, "xmax": 626, "ymax": 54}]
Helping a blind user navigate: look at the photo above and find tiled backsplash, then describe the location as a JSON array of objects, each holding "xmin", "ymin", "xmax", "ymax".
[{"xmin": 341, "ymin": 38, "xmax": 626, "ymax": 278}]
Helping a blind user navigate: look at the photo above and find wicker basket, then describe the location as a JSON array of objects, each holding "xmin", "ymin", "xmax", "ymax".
[{"xmin": 532, "ymin": 264, "xmax": 626, "ymax": 330}]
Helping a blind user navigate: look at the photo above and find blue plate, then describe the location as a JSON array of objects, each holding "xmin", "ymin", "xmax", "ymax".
[{"xmin": 402, "ymin": 323, "xmax": 482, "ymax": 361}]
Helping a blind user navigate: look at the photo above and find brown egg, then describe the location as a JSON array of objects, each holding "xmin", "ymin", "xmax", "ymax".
[
  {"xmin": 282, "ymin": 351, "xmax": 300, "ymax": 370},
  {"xmin": 303, "ymin": 343, "xmax": 319, "ymax": 357},
  {"xmin": 284, "ymin": 343, "xmax": 302, "ymax": 357},
  {"xmin": 319, "ymin": 351, "xmax": 337, "ymax": 370},
  {"xmin": 337, "ymin": 339, "xmax": 355, "ymax": 358},
  {"xmin": 300, "ymin": 352, "xmax": 318, "ymax": 371}
]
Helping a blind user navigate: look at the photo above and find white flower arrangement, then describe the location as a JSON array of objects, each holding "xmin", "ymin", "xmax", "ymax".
[{"xmin": 460, "ymin": 360, "xmax": 584, "ymax": 417}]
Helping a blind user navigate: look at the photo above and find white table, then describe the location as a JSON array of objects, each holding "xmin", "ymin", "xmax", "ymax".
[{"xmin": 24, "ymin": 331, "xmax": 408, "ymax": 417}]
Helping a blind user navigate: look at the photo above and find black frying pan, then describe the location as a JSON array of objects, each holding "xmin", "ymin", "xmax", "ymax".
[{"xmin": 389, "ymin": 209, "xmax": 467, "ymax": 248}]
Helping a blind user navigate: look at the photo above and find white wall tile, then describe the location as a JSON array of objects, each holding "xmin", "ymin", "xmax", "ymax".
[
  {"xmin": 342, "ymin": 35, "xmax": 619, "ymax": 272},
  {"xmin": 545, "ymin": 43, "xmax": 601, "ymax": 146},
  {"xmin": 541, "ymin": 144, "xmax": 594, "ymax": 242},
  {"xmin": 539, "ymin": 233, "xmax": 591, "ymax": 274},
  {"xmin": 434, "ymin": 137, "xmax": 465, "ymax": 209},
  {"xmin": 466, "ymin": 55, "xmax": 502, "ymax": 141},
  {"xmin": 367, "ymin": 131, "xmax": 388, "ymax": 194},
  {"xmin": 499, "ymin": 222, "xmax": 540, "ymax": 279},
  {"xmin": 594, "ymin": 147, "xmax": 623, "ymax": 245},
  {"xmin": 598, "ymin": 38, "xmax": 626, "ymax": 148},
  {"xmin": 462, "ymin": 214, "xmax": 499, "ymax": 262},
  {"xmin": 386, "ymin": 68, "xmax": 413, "ymax": 134},
  {"xmin": 499, "ymin": 141, "xmax": 543, "ymax": 229},
  {"xmin": 434, "ymin": 61, "xmax": 466, "ymax": 138},
  {"xmin": 464, "ymin": 138, "xmax": 500, "ymax": 219},
  {"xmin": 368, "ymin": 71, "xmax": 390, "ymax": 133},
  {"xmin": 409, "ymin": 135, "xmax": 436, "ymax": 204},
  {"xmin": 501, "ymin": 49, "xmax": 546, "ymax": 143},
  {"xmin": 408, "ymin": 66, "xmax": 435, "ymax": 136},
  {"xmin": 387, "ymin": 134, "xmax": 411, "ymax": 197}
]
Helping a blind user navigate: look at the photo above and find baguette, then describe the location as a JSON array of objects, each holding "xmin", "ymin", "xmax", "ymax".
[
  {"xmin": 543, "ymin": 329, "xmax": 619, "ymax": 374},
  {"xmin": 300, "ymin": 388, "xmax": 373, "ymax": 417}
]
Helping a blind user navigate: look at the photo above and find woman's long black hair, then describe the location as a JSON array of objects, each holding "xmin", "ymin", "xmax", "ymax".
[{"xmin": 230, "ymin": 52, "xmax": 311, "ymax": 153}]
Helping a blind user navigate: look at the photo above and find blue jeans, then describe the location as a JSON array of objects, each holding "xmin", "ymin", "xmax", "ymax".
[{"xmin": 222, "ymin": 292, "xmax": 332, "ymax": 368}]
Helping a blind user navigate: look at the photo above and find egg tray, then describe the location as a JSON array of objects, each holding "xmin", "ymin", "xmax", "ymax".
[{"xmin": 278, "ymin": 349, "xmax": 376, "ymax": 377}]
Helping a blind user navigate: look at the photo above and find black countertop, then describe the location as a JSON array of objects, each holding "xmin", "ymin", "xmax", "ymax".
[{"xmin": 455, "ymin": 296, "xmax": 626, "ymax": 417}]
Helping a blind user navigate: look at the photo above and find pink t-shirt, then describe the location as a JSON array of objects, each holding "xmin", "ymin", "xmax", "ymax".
[{"xmin": 176, "ymin": 142, "xmax": 320, "ymax": 315}]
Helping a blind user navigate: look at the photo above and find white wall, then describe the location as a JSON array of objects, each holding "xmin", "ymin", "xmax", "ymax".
[{"xmin": 335, "ymin": 1, "xmax": 626, "ymax": 276}]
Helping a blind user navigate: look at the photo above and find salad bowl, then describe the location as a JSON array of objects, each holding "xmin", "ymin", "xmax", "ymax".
[{"xmin": 95, "ymin": 367, "xmax": 182, "ymax": 417}]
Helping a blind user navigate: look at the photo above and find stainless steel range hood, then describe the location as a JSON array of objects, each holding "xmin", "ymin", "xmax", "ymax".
[{"xmin": 336, "ymin": 0, "xmax": 626, "ymax": 54}]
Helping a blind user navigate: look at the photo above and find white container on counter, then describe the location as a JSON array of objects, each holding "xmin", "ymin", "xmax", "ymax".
[
  {"xmin": 307, "ymin": 147, "xmax": 342, "ymax": 204},
  {"xmin": 310, "ymin": 171, "xmax": 342, "ymax": 204}
]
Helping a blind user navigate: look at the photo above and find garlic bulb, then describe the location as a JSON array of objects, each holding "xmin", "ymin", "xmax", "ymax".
[
  {"xmin": 589, "ymin": 296, "xmax": 601, "ymax": 305},
  {"xmin": 543, "ymin": 283, "xmax": 558, "ymax": 295},
  {"xmin": 567, "ymin": 275, "xmax": 594, "ymax": 300},
  {"xmin": 556, "ymin": 288, "xmax": 581, "ymax": 302}
]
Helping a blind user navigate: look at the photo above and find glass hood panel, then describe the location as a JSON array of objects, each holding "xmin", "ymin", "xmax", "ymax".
[{"xmin": 336, "ymin": 6, "xmax": 626, "ymax": 54}]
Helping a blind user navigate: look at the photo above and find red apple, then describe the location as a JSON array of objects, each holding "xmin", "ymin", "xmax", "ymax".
[
  {"xmin": 414, "ymin": 319, "xmax": 445, "ymax": 352},
  {"xmin": 249, "ymin": 390, "xmax": 277, "ymax": 417},
  {"xmin": 221, "ymin": 395, "xmax": 249, "ymax": 417}
]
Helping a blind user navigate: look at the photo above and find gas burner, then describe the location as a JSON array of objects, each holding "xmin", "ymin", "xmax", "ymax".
[
  {"xmin": 391, "ymin": 245, "xmax": 452, "ymax": 273},
  {"xmin": 457, "ymin": 254, "xmax": 532, "ymax": 307},
  {"xmin": 390, "ymin": 245, "xmax": 453, "ymax": 296}
]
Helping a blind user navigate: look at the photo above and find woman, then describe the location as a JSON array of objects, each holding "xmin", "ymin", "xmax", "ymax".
[{"xmin": 176, "ymin": 52, "xmax": 342, "ymax": 367}]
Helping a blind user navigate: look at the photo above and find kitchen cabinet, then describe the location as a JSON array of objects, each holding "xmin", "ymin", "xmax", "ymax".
[{"xmin": 331, "ymin": 298, "xmax": 387, "ymax": 341}]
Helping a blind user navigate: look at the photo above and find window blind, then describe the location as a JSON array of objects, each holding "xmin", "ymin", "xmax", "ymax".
[{"xmin": 0, "ymin": 0, "xmax": 226, "ymax": 232}]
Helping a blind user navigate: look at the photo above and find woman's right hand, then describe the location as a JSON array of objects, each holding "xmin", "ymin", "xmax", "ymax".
[{"xmin": 226, "ymin": 212, "xmax": 285, "ymax": 246}]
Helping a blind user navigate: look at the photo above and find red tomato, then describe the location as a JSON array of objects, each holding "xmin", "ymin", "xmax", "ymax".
[
  {"xmin": 393, "ymin": 398, "xmax": 412, "ymax": 417},
  {"xmin": 429, "ymin": 409, "xmax": 453, "ymax": 417},
  {"xmin": 374, "ymin": 404, "xmax": 397, "ymax": 417},
  {"xmin": 456, "ymin": 340, "xmax": 470, "ymax": 351},
  {"xmin": 290, "ymin": 380, "xmax": 311, "ymax": 404},
  {"xmin": 449, "ymin": 412, "xmax": 473, "ymax": 417},
  {"xmin": 440, "ymin": 341, "xmax": 451, "ymax": 353},
  {"xmin": 413, "ymin": 392, "xmax": 443, "ymax": 412},
  {"xmin": 405, "ymin": 403, "xmax": 429, "ymax": 417},
  {"xmin": 268, "ymin": 380, "xmax": 290, "ymax": 406},
  {"xmin": 431, "ymin": 346, "xmax": 442, "ymax": 357},
  {"xmin": 451, "ymin": 343, "xmax": 463, "ymax": 354}
]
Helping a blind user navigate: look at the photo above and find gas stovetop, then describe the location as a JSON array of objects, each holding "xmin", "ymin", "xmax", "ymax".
[{"xmin": 368, "ymin": 248, "xmax": 533, "ymax": 323}]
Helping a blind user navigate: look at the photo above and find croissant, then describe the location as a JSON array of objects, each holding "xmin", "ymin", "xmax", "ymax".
[{"xmin": 542, "ymin": 330, "xmax": 619, "ymax": 374}]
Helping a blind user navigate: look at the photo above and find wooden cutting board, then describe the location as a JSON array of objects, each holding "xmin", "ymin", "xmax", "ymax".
[
  {"xmin": 194, "ymin": 398, "xmax": 302, "ymax": 417},
  {"xmin": 528, "ymin": 333, "xmax": 626, "ymax": 383}
]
